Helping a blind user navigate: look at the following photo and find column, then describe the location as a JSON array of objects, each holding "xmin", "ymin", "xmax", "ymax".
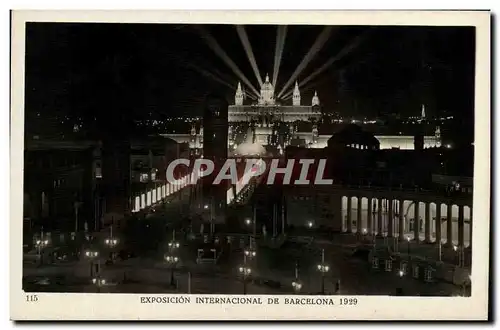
[
  {"xmin": 425, "ymin": 202, "xmax": 431, "ymax": 243},
  {"xmin": 446, "ymin": 204, "xmax": 453, "ymax": 247},
  {"xmin": 469, "ymin": 205, "xmax": 473, "ymax": 248},
  {"xmin": 413, "ymin": 201, "xmax": 419, "ymax": 243},
  {"xmin": 388, "ymin": 198, "xmax": 394, "ymax": 237},
  {"xmin": 367, "ymin": 198, "xmax": 373, "ymax": 235},
  {"xmin": 398, "ymin": 200, "xmax": 405, "ymax": 241},
  {"xmin": 346, "ymin": 197, "xmax": 352, "ymax": 233},
  {"xmin": 458, "ymin": 205, "xmax": 465, "ymax": 247},
  {"xmin": 377, "ymin": 199, "xmax": 383, "ymax": 236},
  {"xmin": 357, "ymin": 197, "xmax": 362, "ymax": 232},
  {"xmin": 435, "ymin": 203, "xmax": 442, "ymax": 245}
]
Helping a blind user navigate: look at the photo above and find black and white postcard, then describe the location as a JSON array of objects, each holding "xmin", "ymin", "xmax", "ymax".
[{"xmin": 10, "ymin": 10, "xmax": 491, "ymax": 320}]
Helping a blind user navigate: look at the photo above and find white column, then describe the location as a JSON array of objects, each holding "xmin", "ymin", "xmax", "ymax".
[{"xmin": 346, "ymin": 197, "xmax": 352, "ymax": 234}]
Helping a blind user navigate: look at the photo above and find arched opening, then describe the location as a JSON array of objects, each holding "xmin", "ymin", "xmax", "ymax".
[
  {"xmin": 360, "ymin": 197, "xmax": 369, "ymax": 233},
  {"xmin": 439, "ymin": 204, "xmax": 448, "ymax": 244},
  {"xmin": 402, "ymin": 200, "xmax": 414, "ymax": 238},
  {"xmin": 391, "ymin": 199, "xmax": 402, "ymax": 238}
]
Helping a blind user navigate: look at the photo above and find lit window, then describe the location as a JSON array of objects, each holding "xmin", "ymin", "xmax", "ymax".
[{"xmin": 140, "ymin": 173, "xmax": 149, "ymax": 183}]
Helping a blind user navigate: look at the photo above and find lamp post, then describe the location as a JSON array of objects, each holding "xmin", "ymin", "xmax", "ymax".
[
  {"xmin": 91, "ymin": 276, "xmax": 106, "ymax": 293},
  {"xmin": 406, "ymin": 236, "xmax": 411, "ymax": 260},
  {"xmin": 104, "ymin": 224, "xmax": 119, "ymax": 260},
  {"xmin": 35, "ymin": 233, "xmax": 49, "ymax": 266},
  {"xmin": 292, "ymin": 261, "xmax": 302, "ymax": 294},
  {"xmin": 238, "ymin": 229, "xmax": 257, "ymax": 294},
  {"xmin": 168, "ymin": 229, "xmax": 181, "ymax": 252},
  {"xmin": 239, "ymin": 252, "xmax": 252, "ymax": 295},
  {"xmin": 238, "ymin": 266, "xmax": 252, "ymax": 294},
  {"xmin": 453, "ymin": 245, "xmax": 461, "ymax": 267},
  {"xmin": 165, "ymin": 255, "xmax": 179, "ymax": 286},
  {"xmin": 85, "ymin": 250, "xmax": 99, "ymax": 277},
  {"xmin": 166, "ymin": 229, "xmax": 180, "ymax": 287},
  {"xmin": 244, "ymin": 248, "xmax": 257, "ymax": 260},
  {"xmin": 317, "ymin": 249, "xmax": 330, "ymax": 295},
  {"xmin": 396, "ymin": 269, "xmax": 405, "ymax": 296}
]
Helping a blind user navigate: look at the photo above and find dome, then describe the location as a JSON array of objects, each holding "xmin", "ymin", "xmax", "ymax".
[
  {"xmin": 258, "ymin": 74, "xmax": 276, "ymax": 105},
  {"xmin": 232, "ymin": 142, "xmax": 267, "ymax": 157},
  {"xmin": 261, "ymin": 73, "xmax": 274, "ymax": 91}
]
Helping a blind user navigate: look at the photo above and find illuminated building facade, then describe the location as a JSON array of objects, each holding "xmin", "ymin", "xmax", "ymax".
[{"xmin": 163, "ymin": 75, "xmax": 442, "ymax": 154}]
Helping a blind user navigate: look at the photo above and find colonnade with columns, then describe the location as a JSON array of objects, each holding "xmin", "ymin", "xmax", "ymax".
[
  {"xmin": 341, "ymin": 196, "xmax": 472, "ymax": 248},
  {"xmin": 131, "ymin": 175, "xmax": 192, "ymax": 213}
]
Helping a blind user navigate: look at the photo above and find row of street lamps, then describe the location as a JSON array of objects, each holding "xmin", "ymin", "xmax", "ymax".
[{"xmin": 84, "ymin": 227, "xmax": 119, "ymax": 290}]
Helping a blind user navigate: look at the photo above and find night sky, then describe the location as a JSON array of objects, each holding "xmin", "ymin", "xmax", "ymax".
[{"xmin": 24, "ymin": 23, "xmax": 475, "ymax": 135}]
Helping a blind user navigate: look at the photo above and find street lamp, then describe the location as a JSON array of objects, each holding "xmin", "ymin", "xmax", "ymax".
[
  {"xmin": 85, "ymin": 250, "xmax": 99, "ymax": 277},
  {"xmin": 105, "ymin": 238, "xmax": 118, "ymax": 248},
  {"xmin": 292, "ymin": 261, "xmax": 302, "ymax": 294},
  {"xmin": 168, "ymin": 241, "xmax": 180, "ymax": 249},
  {"xmin": 307, "ymin": 221, "xmax": 314, "ymax": 229},
  {"xmin": 92, "ymin": 277, "xmax": 106, "ymax": 292},
  {"xmin": 168, "ymin": 229, "xmax": 180, "ymax": 250},
  {"xmin": 35, "ymin": 238, "xmax": 49, "ymax": 265},
  {"xmin": 317, "ymin": 249, "xmax": 329, "ymax": 295},
  {"xmin": 292, "ymin": 280, "xmax": 302, "ymax": 293},
  {"xmin": 164, "ymin": 254, "xmax": 179, "ymax": 286},
  {"xmin": 238, "ymin": 266, "xmax": 252, "ymax": 294},
  {"xmin": 104, "ymin": 236, "xmax": 118, "ymax": 263},
  {"xmin": 85, "ymin": 250, "xmax": 99, "ymax": 258},
  {"xmin": 244, "ymin": 249, "xmax": 256, "ymax": 259}
]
